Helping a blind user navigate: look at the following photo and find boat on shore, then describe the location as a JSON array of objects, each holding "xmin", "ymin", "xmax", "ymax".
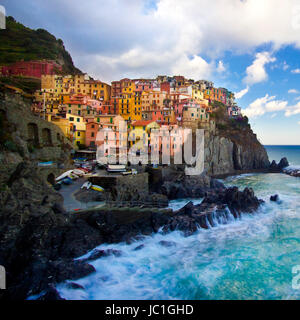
[{"xmin": 107, "ymin": 164, "xmax": 126, "ymax": 173}]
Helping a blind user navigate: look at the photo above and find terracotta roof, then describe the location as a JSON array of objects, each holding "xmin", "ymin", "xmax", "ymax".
[{"xmin": 131, "ymin": 120, "xmax": 156, "ymax": 127}]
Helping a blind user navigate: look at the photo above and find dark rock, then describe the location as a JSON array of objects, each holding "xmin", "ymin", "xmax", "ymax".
[
  {"xmin": 48, "ymin": 259, "xmax": 96, "ymax": 282},
  {"xmin": 37, "ymin": 285, "xmax": 65, "ymax": 300},
  {"xmin": 81, "ymin": 249, "xmax": 122, "ymax": 263},
  {"xmin": 159, "ymin": 240, "xmax": 177, "ymax": 247},
  {"xmin": 270, "ymin": 160, "xmax": 278, "ymax": 169},
  {"xmin": 178, "ymin": 201, "xmax": 194, "ymax": 216},
  {"xmin": 270, "ymin": 194, "xmax": 279, "ymax": 202},
  {"xmin": 133, "ymin": 244, "xmax": 145, "ymax": 251},
  {"xmin": 210, "ymin": 178, "xmax": 225, "ymax": 189},
  {"xmin": 66, "ymin": 282, "xmax": 85, "ymax": 290},
  {"xmin": 269, "ymin": 158, "xmax": 289, "ymax": 171},
  {"xmin": 278, "ymin": 157, "xmax": 289, "ymax": 169}
]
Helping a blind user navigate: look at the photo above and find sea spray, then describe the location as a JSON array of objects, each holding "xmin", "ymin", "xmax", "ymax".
[{"xmin": 55, "ymin": 173, "xmax": 300, "ymax": 300}]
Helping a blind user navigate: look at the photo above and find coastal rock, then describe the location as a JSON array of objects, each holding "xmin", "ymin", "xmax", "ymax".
[
  {"xmin": 278, "ymin": 157, "xmax": 289, "ymax": 169},
  {"xmin": 270, "ymin": 160, "xmax": 278, "ymax": 170},
  {"xmin": 66, "ymin": 282, "xmax": 85, "ymax": 290},
  {"xmin": 37, "ymin": 285, "xmax": 65, "ymax": 301},
  {"xmin": 159, "ymin": 240, "xmax": 177, "ymax": 247},
  {"xmin": 270, "ymin": 194, "xmax": 279, "ymax": 202},
  {"xmin": 161, "ymin": 173, "xmax": 210, "ymax": 200},
  {"xmin": 205, "ymin": 129, "xmax": 270, "ymax": 176},
  {"xmin": 269, "ymin": 157, "xmax": 289, "ymax": 172},
  {"xmin": 82, "ymin": 249, "xmax": 122, "ymax": 263},
  {"xmin": 133, "ymin": 244, "xmax": 145, "ymax": 251}
]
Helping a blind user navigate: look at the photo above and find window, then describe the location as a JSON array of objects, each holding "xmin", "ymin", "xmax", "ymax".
[
  {"xmin": 91, "ymin": 132, "xmax": 95, "ymax": 137},
  {"xmin": 69, "ymin": 117, "xmax": 74, "ymax": 121},
  {"xmin": 77, "ymin": 132, "xmax": 81, "ymax": 137},
  {"xmin": 77, "ymin": 118, "xmax": 80, "ymax": 122}
]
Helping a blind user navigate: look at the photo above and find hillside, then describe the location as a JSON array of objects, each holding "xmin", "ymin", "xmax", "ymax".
[{"xmin": 0, "ymin": 16, "xmax": 81, "ymax": 74}]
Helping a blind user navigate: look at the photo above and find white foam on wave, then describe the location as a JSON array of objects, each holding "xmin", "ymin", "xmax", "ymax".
[
  {"xmin": 56, "ymin": 200, "xmax": 292, "ymax": 300},
  {"xmin": 168, "ymin": 198, "xmax": 203, "ymax": 211},
  {"xmin": 54, "ymin": 173, "xmax": 300, "ymax": 300}
]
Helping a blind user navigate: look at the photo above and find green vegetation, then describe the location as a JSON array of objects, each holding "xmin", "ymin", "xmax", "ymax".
[
  {"xmin": 0, "ymin": 16, "xmax": 81, "ymax": 74},
  {"xmin": 210, "ymin": 101, "xmax": 227, "ymax": 121}
]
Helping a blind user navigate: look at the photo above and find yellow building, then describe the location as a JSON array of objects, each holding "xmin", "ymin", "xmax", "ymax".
[
  {"xmin": 66, "ymin": 113, "xmax": 86, "ymax": 147},
  {"xmin": 128, "ymin": 120, "xmax": 160, "ymax": 151},
  {"xmin": 192, "ymin": 86, "xmax": 204, "ymax": 102},
  {"xmin": 47, "ymin": 115, "xmax": 72, "ymax": 141}
]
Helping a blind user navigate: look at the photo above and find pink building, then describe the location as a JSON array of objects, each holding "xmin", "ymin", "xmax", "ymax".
[
  {"xmin": 85, "ymin": 122, "xmax": 100, "ymax": 148},
  {"xmin": 134, "ymin": 80, "xmax": 153, "ymax": 92}
]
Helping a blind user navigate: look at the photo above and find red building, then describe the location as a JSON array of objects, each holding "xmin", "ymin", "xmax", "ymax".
[
  {"xmin": 1, "ymin": 60, "xmax": 62, "ymax": 79},
  {"xmin": 160, "ymin": 82, "xmax": 170, "ymax": 94},
  {"xmin": 111, "ymin": 78, "xmax": 131, "ymax": 97}
]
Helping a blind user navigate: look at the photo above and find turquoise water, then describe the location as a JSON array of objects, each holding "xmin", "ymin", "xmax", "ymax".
[
  {"xmin": 55, "ymin": 172, "xmax": 300, "ymax": 300},
  {"xmin": 53, "ymin": 146, "xmax": 300, "ymax": 300}
]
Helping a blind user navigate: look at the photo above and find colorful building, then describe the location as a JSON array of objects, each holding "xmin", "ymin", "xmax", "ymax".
[
  {"xmin": 66, "ymin": 113, "xmax": 86, "ymax": 147},
  {"xmin": 1, "ymin": 60, "xmax": 62, "ymax": 79}
]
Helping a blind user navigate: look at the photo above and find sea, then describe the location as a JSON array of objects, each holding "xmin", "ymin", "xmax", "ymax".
[{"xmin": 51, "ymin": 146, "xmax": 300, "ymax": 300}]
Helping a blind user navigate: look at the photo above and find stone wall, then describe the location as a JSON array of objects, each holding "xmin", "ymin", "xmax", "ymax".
[{"xmin": 0, "ymin": 91, "xmax": 73, "ymax": 184}]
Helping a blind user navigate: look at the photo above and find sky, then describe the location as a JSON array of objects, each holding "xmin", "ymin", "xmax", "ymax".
[{"xmin": 2, "ymin": 0, "xmax": 300, "ymax": 144}]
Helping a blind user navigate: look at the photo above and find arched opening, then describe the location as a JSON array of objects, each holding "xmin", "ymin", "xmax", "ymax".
[
  {"xmin": 47, "ymin": 173, "xmax": 55, "ymax": 185},
  {"xmin": 42, "ymin": 128, "xmax": 52, "ymax": 146},
  {"xmin": 27, "ymin": 123, "xmax": 39, "ymax": 147}
]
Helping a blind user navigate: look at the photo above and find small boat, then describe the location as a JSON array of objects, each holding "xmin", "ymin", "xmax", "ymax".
[
  {"xmin": 69, "ymin": 173, "xmax": 79, "ymax": 180},
  {"xmin": 62, "ymin": 177, "xmax": 73, "ymax": 185},
  {"xmin": 81, "ymin": 182, "xmax": 92, "ymax": 190},
  {"xmin": 56, "ymin": 170, "xmax": 74, "ymax": 182},
  {"xmin": 107, "ymin": 164, "xmax": 126, "ymax": 173},
  {"xmin": 91, "ymin": 184, "xmax": 104, "ymax": 192},
  {"xmin": 38, "ymin": 161, "xmax": 53, "ymax": 167},
  {"xmin": 73, "ymin": 169, "xmax": 86, "ymax": 176}
]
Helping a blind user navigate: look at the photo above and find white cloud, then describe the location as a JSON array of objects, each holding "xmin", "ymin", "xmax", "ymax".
[
  {"xmin": 270, "ymin": 113, "xmax": 277, "ymax": 118},
  {"xmin": 291, "ymin": 68, "xmax": 300, "ymax": 74},
  {"xmin": 243, "ymin": 94, "xmax": 287, "ymax": 118},
  {"xmin": 288, "ymin": 89, "xmax": 299, "ymax": 94},
  {"xmin": 235, "ymin": 86, "xmax": 249, "ymax": 99},
  {"xmin": 285, "ymin": 102, "xmax": 300, "ymax": 116},
  {"xmin": 217, "ymin": 60, "xmax": 226, "ymax": 73},
  {"xmin": 14, "ymin": 0, "xmax": 300, "ymax": 81},
  {"xmin": 244, "ymin": 52, "xmax": 276, "ymax": 85},
  {"xmin": 244, "ymin": 93, "xmax": 300, "ymax": 118}
]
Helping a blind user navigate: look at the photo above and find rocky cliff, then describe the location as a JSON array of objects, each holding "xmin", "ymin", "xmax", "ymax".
[{"xmin": 204, "ymin": 106, "xmax": 270, "ymax": 176}]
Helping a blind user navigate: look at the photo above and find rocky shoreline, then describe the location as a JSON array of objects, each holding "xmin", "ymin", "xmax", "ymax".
[{"xmin": 0, "ymin": 159, "xmax": 285, "ymax": 301}]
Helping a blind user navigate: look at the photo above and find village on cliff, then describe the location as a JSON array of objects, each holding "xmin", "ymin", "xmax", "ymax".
[{"xmin": 1, "ymin": 59, "xmax": 242, "ymax": 159}]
